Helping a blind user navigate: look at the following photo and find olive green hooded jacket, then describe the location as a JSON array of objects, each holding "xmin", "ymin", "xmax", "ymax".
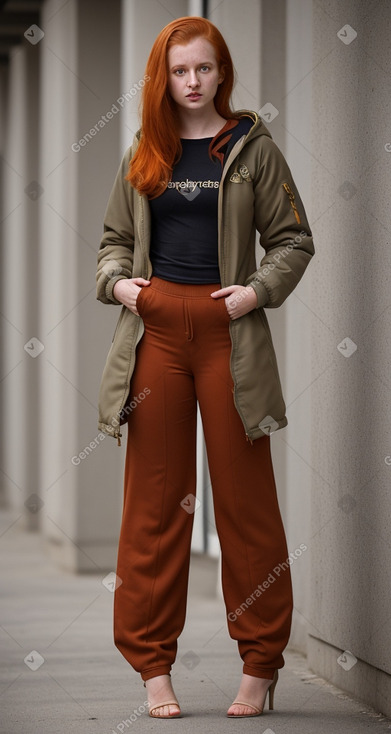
[{"xmin": 96, "ymin": 109, "xmax": 315, "ymax": 445}]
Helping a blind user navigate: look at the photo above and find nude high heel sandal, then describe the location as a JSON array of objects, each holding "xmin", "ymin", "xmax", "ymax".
[
  {"xmin": 226, "ymin": 669, "xmax": 279, "ymax": 718},
  {"xmin": 143, "ymin": 676, "xmax": 182, "ymax": 718}
]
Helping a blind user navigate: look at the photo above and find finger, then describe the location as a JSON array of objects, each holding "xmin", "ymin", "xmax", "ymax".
[
  {"xmin": 133, "ymin": 278, "xmax": 151, "ymax": 286},
  {"xmin": 210, "ymin": 287, "xmax": 234, "ymax": 298}
]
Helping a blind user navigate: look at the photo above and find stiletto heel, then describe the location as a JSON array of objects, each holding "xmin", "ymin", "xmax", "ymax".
[{"xmin": 268, "ymin": 669, "xmax": 278, "ymax": 710}]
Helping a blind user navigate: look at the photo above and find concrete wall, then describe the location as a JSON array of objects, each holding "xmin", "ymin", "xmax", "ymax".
[{"xmin": 307, "ymin": 0, "xmax": 391, "ymax": 715}]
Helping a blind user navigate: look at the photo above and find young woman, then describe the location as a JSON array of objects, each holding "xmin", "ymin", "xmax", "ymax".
[{"xmin": 96, "ymin": 16, "xmax": 314, "ymax": 719}]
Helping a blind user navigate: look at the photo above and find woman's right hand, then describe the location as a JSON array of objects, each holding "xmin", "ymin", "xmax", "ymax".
[{"xmin": 113, "ymin": 278, "xmax": 151, "ymax": 315}]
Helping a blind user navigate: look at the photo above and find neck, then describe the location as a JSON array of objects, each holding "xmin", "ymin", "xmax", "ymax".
[{"xmin": 175, "ymin": 102, "xmax": 227, "ymax": 139}]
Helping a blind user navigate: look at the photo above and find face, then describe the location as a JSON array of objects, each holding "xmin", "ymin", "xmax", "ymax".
[{"xmin": 167, "ymin": 36, "xmax": 224, "ymax": 113}]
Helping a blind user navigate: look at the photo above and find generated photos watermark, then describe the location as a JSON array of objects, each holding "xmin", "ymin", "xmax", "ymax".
[
  {"xmin": 71, "ymin": 388, "xmax": 151, "ymax": 465},
  {"xmin": 227, "ymin": 544, "xmax": 307, "ymax": 621},
  {"xmin": 71, "ymin": 75, "xmax": 150, "ymax": 153}
]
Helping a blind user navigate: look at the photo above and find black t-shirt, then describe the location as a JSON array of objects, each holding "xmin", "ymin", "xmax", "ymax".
[{"xmin": 149, "ymin": 116, "xmax": 253, "ymax": 284}]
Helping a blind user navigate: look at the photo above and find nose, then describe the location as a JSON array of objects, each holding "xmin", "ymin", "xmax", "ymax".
[{"xmin": 187, "ymin": 70, "xmax": 200, "ymax": 88}]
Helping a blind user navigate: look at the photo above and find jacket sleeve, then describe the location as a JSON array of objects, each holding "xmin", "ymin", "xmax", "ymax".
[
  {"xmin": 96, "ymin": 145, "xmax": 135, "ymax": 305},
  {"xmin": 246, "ymin": 135, "xmax": 315, "ymax": 308}
]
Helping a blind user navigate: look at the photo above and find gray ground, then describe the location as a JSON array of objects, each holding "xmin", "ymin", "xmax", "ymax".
[{"xmin": 1, "ymin": 511, "xmax": 390, "ymax": 734}]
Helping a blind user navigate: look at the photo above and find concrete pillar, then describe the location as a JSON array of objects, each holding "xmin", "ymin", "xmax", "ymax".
[
  {"xmin": 0, "ymin": 41, "xmax": 41, "ymax": 527},
  {"xmin": 307, "ymin": 0, "xmax": 391, "ymax": 715},
  {"xmin": 0, "ymin": 60, "xmax": 8, "ymax": 509},
  {"xmin": 38, "ymin": 0, "xmax": 124, "ymax": 571},
  {"xmin": 120, "ymin": 0, "xmax": 189, "ymax": 152}
]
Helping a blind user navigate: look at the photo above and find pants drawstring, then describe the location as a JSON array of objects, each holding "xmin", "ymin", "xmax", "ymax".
[{"xmin": 183, "ymin": 300, "xmax": 193, "ymax": 341}]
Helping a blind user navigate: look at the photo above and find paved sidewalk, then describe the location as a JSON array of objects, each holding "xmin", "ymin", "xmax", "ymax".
[{"xmin": 1, "ymin": 510, "xmax": 390, "ymax": 734}]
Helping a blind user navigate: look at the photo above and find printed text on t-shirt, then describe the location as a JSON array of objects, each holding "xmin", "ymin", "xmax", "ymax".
[{"xmin": 168, "ymin": 179, "xmax": 220, "ymax": 192}]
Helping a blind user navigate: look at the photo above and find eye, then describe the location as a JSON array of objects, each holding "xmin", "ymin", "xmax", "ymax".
[
  {"xmin": 200, "ymin": 65, "xmax": 210, "ymax": 72},
  {"xmin": 174, "ymin": 68, "xmax": 185, "ymax": 75}
]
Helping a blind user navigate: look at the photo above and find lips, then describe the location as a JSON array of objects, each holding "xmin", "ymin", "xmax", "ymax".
[{"xmin": 187, "ymin": 93, "xmax": 202, "ymax": 99}]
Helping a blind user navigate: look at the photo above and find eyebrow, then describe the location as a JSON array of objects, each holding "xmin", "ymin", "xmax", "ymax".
[{"xmin": 170, "ymin": 61, "xmax": 215, "ymax": 70}]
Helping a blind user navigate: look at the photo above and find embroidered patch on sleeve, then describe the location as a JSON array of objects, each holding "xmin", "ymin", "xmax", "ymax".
[{"xmin": 282, "ymin": 182, "xmax": 301, "ymax": 224}]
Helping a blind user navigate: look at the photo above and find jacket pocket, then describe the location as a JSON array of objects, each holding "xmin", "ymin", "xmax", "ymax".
[
  {"xmin": 135, "ymin": 285, "xmax": 150, "ymax": 315},
  {"xmin": 217, "ymin": 296, "xmax": 231, "ymax": 322}
]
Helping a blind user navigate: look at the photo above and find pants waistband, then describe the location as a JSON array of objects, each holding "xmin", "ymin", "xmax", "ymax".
[{"xmin": 149, "ymin": 276, "xmax": 221, "ymax": 298}]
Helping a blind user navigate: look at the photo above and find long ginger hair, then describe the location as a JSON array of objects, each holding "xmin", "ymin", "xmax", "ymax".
[{"xmin": 126, "ymin": 16, "xmax": 237, "ymax": 199}]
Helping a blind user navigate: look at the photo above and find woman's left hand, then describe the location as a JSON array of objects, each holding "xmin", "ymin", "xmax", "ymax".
[{"xmin": 210, "ymin": 285, "xmax": 258, "ymax": 320}]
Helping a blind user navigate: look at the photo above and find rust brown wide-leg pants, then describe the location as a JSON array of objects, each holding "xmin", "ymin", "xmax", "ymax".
[{"xmin": 113, "ymin": 276, "xmax": 293, "ymax": 683}]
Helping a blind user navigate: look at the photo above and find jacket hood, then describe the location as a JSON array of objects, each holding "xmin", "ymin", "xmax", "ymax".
[{"xmin": 233, "ymin": 109, "xmax": 273, "ymax": 144}]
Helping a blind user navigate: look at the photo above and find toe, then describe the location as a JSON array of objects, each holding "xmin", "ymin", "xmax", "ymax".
[
  {"xmin": 165, "ymin": 704, "xmax": 180, "ymax": 716},
  {"xmin": 151, "ymin": 704, "xmax": 180, "ymax": 717},
  {"xmin": 228, "ymin": 703, "xmax": 256, "ymax": 716}
]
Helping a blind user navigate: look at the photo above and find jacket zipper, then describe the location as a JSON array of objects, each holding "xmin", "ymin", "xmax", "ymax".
[
  {"xmin": 114, "ymin": 314, "xmax": 144, "ymax": 448},
  {"xmin": 218, "ymin": 136, "xmax": 256, "ymax": 441},
  {"xmin": 282, "ymin": 182, "xmax": 301, "ymax": 224},
  {"xmin": 115, "ymin": 184, "xmax": 149, "ymax": 447},
  {"xmin": 218, "ymin": 135, "xmax": 249, "ymax": 282}
]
